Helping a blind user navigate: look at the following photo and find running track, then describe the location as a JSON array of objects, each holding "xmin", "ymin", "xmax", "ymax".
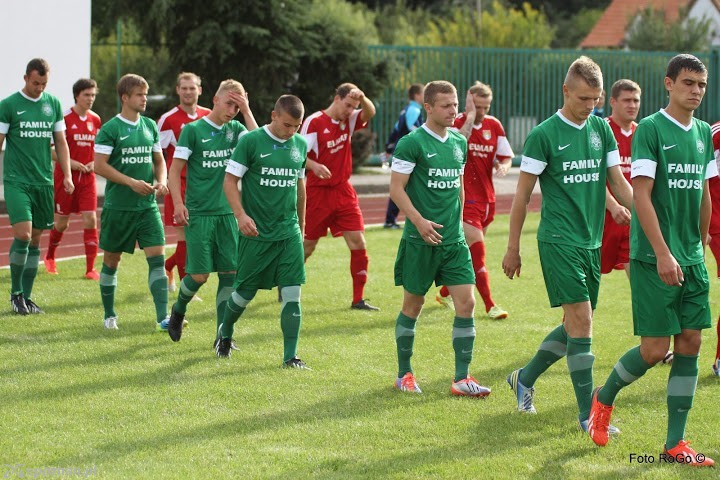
[{"xmin": 0, "ymin": 193, "xmax": 541, "ymax": 267}]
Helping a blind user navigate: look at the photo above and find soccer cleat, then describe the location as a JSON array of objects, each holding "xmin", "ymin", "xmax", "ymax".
[
  {"xmin": 10, "ymin": 293, "xmax": 29, "ymax": 315},
  {"xmin": 435, "ymin": 290, "xmax": 455, "ymax": 311},
  {"xmin": 395, "ymin": 372, "xmax": 422, "ymax": 393},
  {"xmin": 24, "ymin": 299, "xmax": 44, "ymax": 314},
  {"xmin": 507, "ymin": 368, "xmax": 536, "ymax": 413},
  {"xmin": 216, "ymin": 338, "xmax": 232, "ymax": 358},
  {"xmin": 44, "ymin": 258, "xmax": 58, "ymax": 275},
  {"xmin": 103, "ymin": 316, "xmax": 119, "ymax": 330},
  {"xmin": 166, "ymin": 269, "xmax": 176, "ymax": 292},
  {"xmin": 213, "ymin": 337, "xmax": 239, "ymax": 351},
  {"xmin": 167, "ymin": 306, "xmax": 185, "ymax": 342},
  {"xmin": 487, "ymin": 305, "xmax": 509, "ymax": 320},
  {"xmin": 451, "ymin": 376, "xmax": 491, "ymax": 397},
  {"xmin": 588, "ymin": 386, "xmax": 614, "ymax": 446},
  {"xmin": 156, "ymin": 317, "xmax": 170, "ymax": 331},
  {"xmin": 663, "ymin": 440, "xmax": 715, "ymax": 467},
  {"xmin": 283, "ymin": 357, "xmax": 311, "ymax": 370},
  {"xmin": 579, "ymin": 419, "xmax": 620, "ymax": 436},
  {"xmin": 383, "ymin": 222, "xmax": 401, "ymax": 229},
  {"xmin": 351, "ymin": 299, "xmax": 380, "ymax": 311},
  {"xmin": 712, "ymin": 358, "xmax": 720, "ymax": 376},
  {"xmin": 84, "ymin": 269, "xmax": 100, "ymax": 281}
]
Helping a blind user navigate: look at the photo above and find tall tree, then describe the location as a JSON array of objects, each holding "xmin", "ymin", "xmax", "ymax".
[{"xmin": 626, "ymin": 7, "xmax": 714, "ymax": 51}]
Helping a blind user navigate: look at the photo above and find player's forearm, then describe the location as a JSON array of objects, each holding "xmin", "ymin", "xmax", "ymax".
[
  {"xmin": 506, "ymin": 172, "xmax": 536, "ymax": 250},
  {"xmin": 223, "ymin": 174, "xmax": 246, "ymax": 219},
  {"xmin": 359, "ymin": 96, "xmax": 376, "ymax": 123},
  {"xmin": 700, "ymin": 181, "xmax": 711, "ymax": 245},
  {"xmin": 241, "ymin": 108, "xmax": 259, "ymax": 131},
  {"xmin": 605, "ymin": 187, "xmax": 620, "ymax": 212},
  {"xmin": 458, "ymin": 113, "xmax": 475, "ymax": 139},
  {"xmin": 152, "ymin": 152, "xmax": 167, "ymax": 186},
  {"xmin": 608, "ymin": 167, "xmax": 633, "ymax": 210},
  {"xmin": 389, "ymin": 180, "xmax": 423, "ymax": 226},
  {"xmin": 54, "ymin": 137, "xmax": 73, "ymax": 178},
  {"xmin": 297, "ymin": 179, "xmax": 306, "ymax": 233},
  {"xmin": 93, "ymin": 158, "xmax": 137, "ymax": 188},
  {"xmin": 168, "ymin": 159, "xmax": 185, "ymax": 207},
  {"xmin": 634, "ymin": 188, "xmax": 671, "ymax": 258}
]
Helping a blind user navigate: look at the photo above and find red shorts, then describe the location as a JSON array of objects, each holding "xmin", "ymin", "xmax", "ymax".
[
  {"xmin": 600, "ymin": 210, "xmax": 630, "ymax": 274},
  {"xmin": 164, "ymin": 176, "xmax": 187, "ymax": 227},
  {"xmin": 305, "ymin": 182, "xmax": 365, "ymax": 241},
  {"xmin": 709, "ymin": 176, "xmax": 720, "ymax": 235},
  {"xmin": 463, "ymin": 201, "xmax": 495, "ymax": 229},
  {"xmin": 54, "ymin": 173, "xmax": 97, "ymax": 215}
]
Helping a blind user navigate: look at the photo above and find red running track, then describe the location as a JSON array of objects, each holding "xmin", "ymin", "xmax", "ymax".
[{"xmin": 0, "ymin": 193, "xmax": 540, "ymax": 267}]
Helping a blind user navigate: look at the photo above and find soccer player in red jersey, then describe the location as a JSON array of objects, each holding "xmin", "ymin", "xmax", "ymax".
[
  {"xmin": 44, "ymin": 78, "xmax": 102, "ymax": 280},
  {"xmin": 300, "ymin": 83, "xmax": 379, "ymax": 310},
  {"xmin": 709, "ymin": 120, "xmax": 720, "ymax": 375},
  {"xmin": 436, "ymin": 82, "xmax": 512, "ymax": 319},
  {"xmin": 157, "ymin": 73, "xmax": 212, "ymax": 290},
  {"xmin": 600, "ymin": 80, "xmax": 641, "ymax": 277}
]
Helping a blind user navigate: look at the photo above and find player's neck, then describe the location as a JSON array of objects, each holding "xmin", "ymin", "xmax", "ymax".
[
  {"xmin": 664, "ymin": 103, "xmax": 694, "ymax": 127},
  {"xmin": 425, "ymin": 120, "xmax": 447, "ymax": 138},
  {"xmin": 559, "ymin": 106, "xmax": 585, "ymax": 126},
  {"xmin": 207, "ymin": 110, "xmax": 226, "ymax": 126},
  {"xmin": 120, "ymin": 106, "xmax": 141, "ymax": 123},
  {"xmin": 73, "ymin": 104, "xmax": 89, "ymax": 117},
  {"xmin": 473, "ymin": 115, "xmax": 485, "ymax": 126},
  {"xmin": 610, "ymin": 114, "xmax": 632, "ymax": 131},
  {"xmin": 324, "ymin": 106, "xmax": 341, "ymax": 122},
  {"xmin": 179, "ymin": 103, "xmax": 198, "ymax": 115},
  {"xmin": 21, "ymin": 87, "xmax": 41, "ymax": 100}
]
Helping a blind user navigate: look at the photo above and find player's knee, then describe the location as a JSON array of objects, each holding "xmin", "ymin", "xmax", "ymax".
[
  {"xmin": 454, "ymin": 296, "xmax": 476, "ymax": 317},
  {"xmin": 303, "ymin": 242, "xmax": 316, "ymax": 257},
  {"xmin": 280, "ymin": 285, "xmax": 301, "ymax": 304},
  {"xmin": 674, "ymin": 331, "xmax": 702, "ymax": 356},
  {"xmin": 191, "ymin": 273, "xmax": 209, "ymax": 284},
  {"xmin": 81, "ymin": 214, "xmax": 97, "ymax": 229}
]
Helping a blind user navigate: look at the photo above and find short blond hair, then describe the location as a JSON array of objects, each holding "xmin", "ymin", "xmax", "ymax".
[
  {"xmin": 117, "ymin": 74, "xmax": 148, "ymax": 100},
  {"xmin": 469, "ymin": 81, "xmax": 492, "ymax": 98},
  {"xmin": 565, "ymin": 56, "xmax": 603, "ymax": 89},
  {"xmin": 177, "ymin": 72, "xmax": 201, "ymax": 86},
  {"xmin": 424, "ymin": 80, "xmax": 457, "ymax": 106},
  {"xmin": 215, "ymin": 79, "xmax": 245, "ymax": 97}
]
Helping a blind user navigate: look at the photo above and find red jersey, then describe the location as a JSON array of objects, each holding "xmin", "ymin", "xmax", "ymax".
[
  {"xmin": 301, "ymin": 109, "xmax": 367, "ymax": 187},
  {"xmin": 157, "ymin": 105, "xmax": 211, "ymax": 175},
  {"xmin": 606, "ymin": 117, "xmax": 635, "ymax": 182},
  {"xmin": 453, "ymin": 113, "xmax": 513, "ymax": 203},
  {"xmin": 53, "ymin": 107, "xmax": 101, "ymax": 183}
]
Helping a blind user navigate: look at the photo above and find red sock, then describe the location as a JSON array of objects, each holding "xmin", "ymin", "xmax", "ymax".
[
  {"xmin": 710, "ymin": 236, "xmax": 720, "ymax": 277},
  {"xmin": 716, "ymin": 316, "xmax": 720, "ymax": 360},
  {"xmin": 350, "ymin": 249, "xmax": 369, "ymax": 304},
  {"xmin": 165, "ymin": 252, "xmax": 176, "ymax": 272},
  {"xmin": 175, "ymin": 241, "xmax": 187, "ymax": 279},
  {"xmin": 83, "ymin": 228, "xmax": 98, "ymax": 272},
  {"xmin": 439, "ymin": 285, "xmax": 450, "ymax": 297},
  {"xmin": 46, "ymin": 228, "xmax": 64, "ymax": 260},
  {"xmin": 470, "ymin": 241, "xmax": 495, "ymax": 312}
]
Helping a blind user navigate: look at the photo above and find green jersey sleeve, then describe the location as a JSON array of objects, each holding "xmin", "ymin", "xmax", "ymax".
[{"xmin": 520, "ymin": 126, "xmax": 549, "ymax": 175}]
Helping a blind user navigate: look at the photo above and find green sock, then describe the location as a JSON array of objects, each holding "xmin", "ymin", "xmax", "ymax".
[
  {"xmin": 9, "ymin": 238, "xmax": 29, "ymax": 295},
  {"xmin": 175, "ymin": 276, "xmax": 203, "ymax": 315},
  {"xmin": 566, "ymin": 336, "xmax": 594, "ymax": 422},
  {"xmin": 216, "ymin": 273, "xmax": 235, "ymax": 335},
  {"xmin": 280, "ymin": 286, "xmax": 302, "ymax": 362},
  {"xmin": 395, "ymin": 312, "xmax": 417, "ymax": 377},
  {"xmin": 220, "ymin": 289, "xmax": 256, "ymax": 339},
  {"xmin": 666, "ymin": 353, "xmax": 699, "ymax": 448},
  {"xmin": 100, "ymin": 264, "xmax": 118, "ymax": 319},
  {"xmin": 452, "ymin": 316, "xmax": 475, "ymax": 382},
  {"xmin": 146, "ymin": 255, "xmax": 168, "ymax": 322},
  {"xmin": 598, "ymin": 346, "xmax": 652, "ymax": 406},
  {"xmin": 22, "ymin": 246, "xmax": 40, "ymax": 300},
  {"xmin": 519, "ymin": 324, "xmax": 568, "ymax": 387}
]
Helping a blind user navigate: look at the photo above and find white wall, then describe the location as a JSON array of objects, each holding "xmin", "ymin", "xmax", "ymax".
[
  {"xmin": 689, "ymin": 0, "xmax": 720, "ymax": 46},
  {"xmin": 0, "ymin": 0, "xmax": 92, "ymax": 109}
]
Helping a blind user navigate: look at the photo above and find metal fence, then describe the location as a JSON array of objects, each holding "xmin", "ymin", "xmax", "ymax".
[{"xmin": 368, "ymin": 45, "xmax": 720, "ymax": 154}]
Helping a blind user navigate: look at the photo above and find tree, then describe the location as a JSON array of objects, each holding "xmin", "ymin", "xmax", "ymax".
[{"xmin": 626, "ymin": 7, "xmax": 714, "ymax": 52}]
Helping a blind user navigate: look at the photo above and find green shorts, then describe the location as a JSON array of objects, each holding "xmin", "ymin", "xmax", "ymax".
[
  {"xmin": 99, "ymin": 207, "xmax": 165, "ymax": 254},
  {"xmin": 538, "ymin": 241, "xmax": 600, "ymax": 309},
  {"xmin": 394, "ymin": 239, "xmax": 475, "ymax": 296},
  {"xmin": 5, "ymin": 182, "xmax": 54, "ymax": 229},
  {"xmin": 630, "ymin": 259, "xmax": 711, "ymax": 337},
  {"xmin": 185, "ymin": 214, "xmax": 239, "ymax": 274},
  {"xmin": 234, "ymin": 234, "xmax": 305, "ymax": 290}
]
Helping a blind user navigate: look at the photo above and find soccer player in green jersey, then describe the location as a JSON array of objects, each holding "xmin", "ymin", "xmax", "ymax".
[
  {"xmin": 217, "ymin": 95, "xmax": 310, "ymax": 368},
  {"xmin": 502, "ymin": 57, "xmax": 633, "ymax": 432},
  {"xmin": 389, "ymin": 80, "xmax": 491, "ymax": 397},
  {"xmin": 165, "ymin": 79, "xmax": 255, "ymax": 343},
  {"xmin": 93, "ymin": 74, "xmax": 170, "ymax": 331},
  {"xmin": 0, "ymin": 58, "xmax": 74, "ymax": 315},
  {"xmin": 587, "ymin": 55, "xmax": 716, "ymax": 467}
]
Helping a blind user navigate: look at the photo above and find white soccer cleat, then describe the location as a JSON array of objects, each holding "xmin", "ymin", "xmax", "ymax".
[
  {"xmin": 103, "ymin": 316, "xmax": 119, "ymax": 330},
  {"xmin": 451, "ymin": 376, "xmax": 491, "ymax": 397}
]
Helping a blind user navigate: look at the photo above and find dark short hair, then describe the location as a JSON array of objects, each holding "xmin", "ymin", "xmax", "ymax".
[
  {"xmin": 26, "ymin": 58, "xmax": 50, "ymax": 76},
  {"xmin": 335, "ymin": 83, "xmax": 359, "ymax": 99},
  {"xmin": 666, "ymin": 54, "xmax": 707, "ymax": 81},
  {"xmin": 610, "ymin": 79, "xmax": 640, "ymax": 99},
  {"xmin": 424, "ymin": 80, "xmax": 457, "ymax": 105},
  {"xmin": 275, "ymin": 94, "xmax": 304, "ymax": 119},
  {"xmin": 117, "ymin": 74, "xmax": 148, "ymax": 99},
  {"xmin": 73, "ymin": 78, "xmax": 97, "ymax": 102},
  {"xmin": 408, "ymin": 83, "xmax": 424, "ymax": 99}
]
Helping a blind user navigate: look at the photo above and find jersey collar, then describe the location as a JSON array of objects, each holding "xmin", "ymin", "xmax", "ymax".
[
  {"xmin": 556, "ymin": 110, "xmax": 585, "ymax": 130},
  {"xmin": 659, "ymin": 108, "xmax": 693, "ymax": 132},
  {"xmin": 202, "ymin": 116, "xmax": 223, "ymax": 130},
  {"xmin": 19, "ymin": 90, "xmax": 42, "ymax": 103},
  {"xmin": 116, "ymin": 114, "xmax": 140, "ymax": 126},
  {"xmin": 263, "ymin": 125, "xmax": 288, "ymax": 143},
  {"xmin": 421, "ymin": 123, "xmax": 448, "ymax": 142}
]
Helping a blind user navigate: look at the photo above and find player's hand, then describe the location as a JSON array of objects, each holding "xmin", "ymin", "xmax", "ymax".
[
  {"xmin": 237, "ymin": 213, "xmax": 259, "ymax": 237},
  {"xmin": 656, "ymin": 252, "xmax": 683, "ymax": 287},
  {"xmin": 705, "ymin": 234, "xmax": 711, "ymax": 247},
  {"xmin": 63, "ymin": 176, "xmax": 75, "ymax": 195},
  {"xmin": 70, "ymin": 160, "xmax": 86, "ymax": 172},
  {"xmin": 153, "ymin": 183, "xmax": 169, "ymax": 197},
  {"xmin": 130, "ymin": 179, "xmax": 154, "ymax": 196},
  {"xmin": 495, "ymin": 159, "xmax": 511, "ymax": 177},
  {"xmin": 347, "ymin": 88, "xmax": 365, "ymax": 102},
  {"xmin": 173, "ymin": 205, "xmax": 189, "ymax": 226},
  {"xmin": 610, "ymin": 204, "xmax": 631, "ymax": 226},
  {"xmin": 312, "ymin": 163, "xmax": 332, "ymax": 180},
  {"xmin": 417, "ymin": 219, "xmax": 443, "ymax": 245},
  {"xmin": 228, "ymin": 91, "xmax": 250, "ymax": 114},
  {"xmin": 502, "ymin": 248, "xmax": 521, "ymax": 279},
  {"xmin": 465, "ymin": 90, "xmax": 475, "ymax": 115},
  {"xmin": 85, "ymin": 161, "xmax": 95, "ymax": 172}
]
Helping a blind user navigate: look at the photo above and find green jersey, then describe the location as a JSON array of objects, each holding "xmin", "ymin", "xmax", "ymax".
[
  {"xmin": 94, "ymin": 115, "xmax": 162, "ymax": 211},
  {"xmin": 0, "ymin": 91, "xmax": 64, "ymax": 185},
  {"xmin": 392, "ymin": 125, "xmax": 467, "ymax": 246},
  {"xmin": 227, "ymin": 126, "xmax": 307, "ymax": 241},
  {"xmin": 174, "ymin": 117, "xmax": 247, "ymax": 215},
  {"xmin": 521, "ymin": 112, "xmax": 619, "ymax": 249},
  {"xmin": 630, "ymin": 109, "xmax": 716, "ymax": 266}
]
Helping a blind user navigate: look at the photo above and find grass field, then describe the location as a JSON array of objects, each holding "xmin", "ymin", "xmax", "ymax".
[{"xmin": 1, "ymin": 212, "xmax": 719, "ymax": 479}]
